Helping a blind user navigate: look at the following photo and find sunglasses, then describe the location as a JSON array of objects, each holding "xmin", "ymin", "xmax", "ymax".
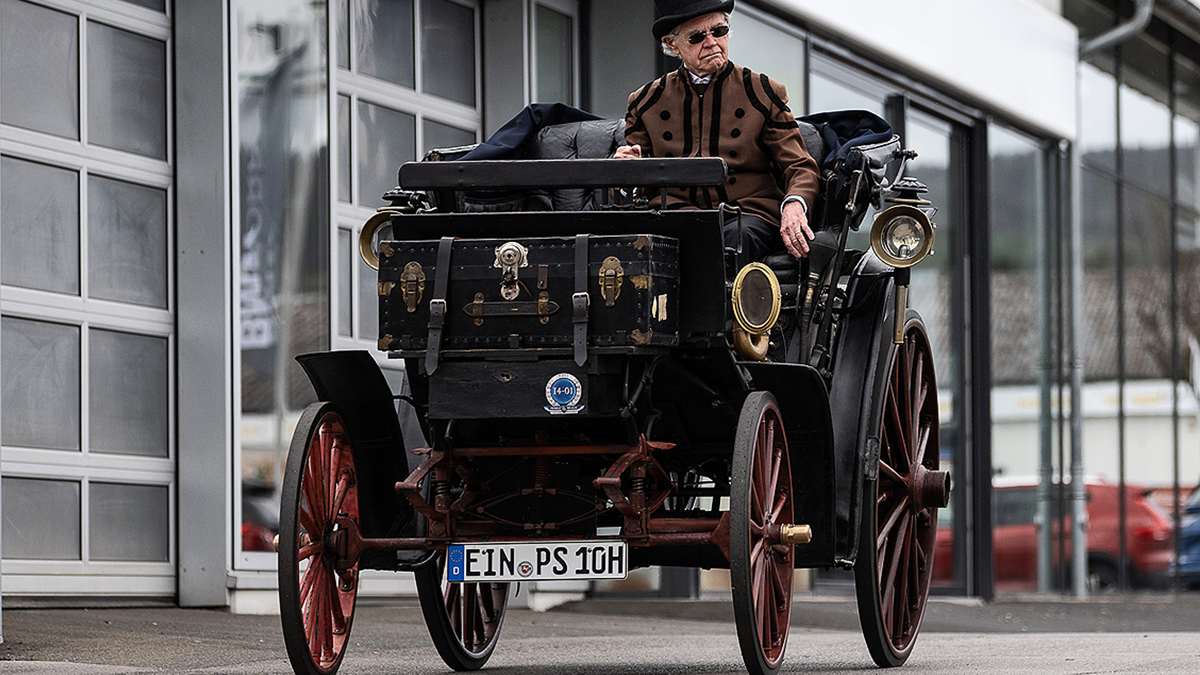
[{"xmin": 682, "ymin": 24, "xmax": 729, "ymax": 45}]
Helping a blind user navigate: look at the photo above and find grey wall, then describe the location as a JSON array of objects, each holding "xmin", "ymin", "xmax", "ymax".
[{"xmin": 176, "ymin": 0, "xmax": 234, "ymax": 607}]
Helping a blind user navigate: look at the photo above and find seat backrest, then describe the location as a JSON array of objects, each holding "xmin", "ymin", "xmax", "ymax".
[
  {"xmin": 523, "ymin": 119, "xmax": 625, "ymax": 211},
  {"xmin": 797, "ymin": 119, "xmax": 828, "ymax": 170},
  {"xmin": 421, "ymin": 119, "xmax": 625, "ymax": 213}
]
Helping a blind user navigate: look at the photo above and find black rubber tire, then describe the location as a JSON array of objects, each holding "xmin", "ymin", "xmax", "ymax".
[
  {"xmin": 279, "ymin": 402, "xmax": 360, "ymax": 675},
  {"xmin": 854, "ymin": 316, "xmax": 941, "ymax": 668},
  {"xmin": 415, "ymin": 551, "xmax": 510, "ymax": 671},
  {"xmin": 730, "ymin": 391, "xmax": 794, "ymax": 675}
]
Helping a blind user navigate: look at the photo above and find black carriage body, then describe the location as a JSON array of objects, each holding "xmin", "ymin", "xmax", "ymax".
[{"xmin": 379, "ymin": 233, "xmax": 680, "ymax": 356}]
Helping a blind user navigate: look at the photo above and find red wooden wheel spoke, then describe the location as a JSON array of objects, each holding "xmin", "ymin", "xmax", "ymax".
[
  {"xmin": 913, "ymin": 424, "xmax": 930, "ymax": 471},
  {"xmin": 330, "ymin": 475, "xmax": 350, "ymax": 521},
  {"xmin": 876, "ymin": 495, "xmax": 910, "ymax": 553},
  {"xmin": 298, "ymin": 502, "xmax": 320, "ymax": 540},
  {"xmin": 878, "ymin": 459, "xmax": 905, "ymax": 486},
  {"xmin": 770, "ymin": 492, "xmax": 789, "ymax": 524},
  {"xmin": 298, "ymin": 542, "xmax": 320, "ymax": 562}
]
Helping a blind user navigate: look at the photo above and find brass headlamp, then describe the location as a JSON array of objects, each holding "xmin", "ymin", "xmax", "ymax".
[
  {"xmin": 730, "ymin": 262, "xmax": 781, "ymax": 361},
  {"xmin": 869, "ymin": 176, "xmax": 936, "ymax": 343}
]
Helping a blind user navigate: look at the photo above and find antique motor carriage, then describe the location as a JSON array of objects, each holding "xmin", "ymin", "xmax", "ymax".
[{"xmin": 276, "ymin": 113, "xmax": 949, "ymax": 675}]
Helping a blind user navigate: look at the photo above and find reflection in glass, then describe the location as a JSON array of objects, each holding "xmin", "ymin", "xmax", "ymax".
[
  {"xmin": 1081, "ymin": 169, "xmax": 1119, "ymax": 382},
  {"xmin": 1079, "ymin": 63, "xmax": 1117, "ymax": 174},
  {"xmin": 88, "ymin": 22, "xmax": 167, "ymax": 159},
  {"xmin": 729, "ymin": 13, "xmax": 804, "ymax": 111},
  {"xmin": 356, "ymin": 0, "xmax": 414, "ymax": 87},
  {"xmin": 1122, "ymin": 186, "xmax": 1173, "ymax": 379},
  {"xmin": 1119, "ymin": 83, "xmax": 1170, "ymax": 198},
  {"xmin": 236, "ymin": 0, "xmax": 330, "ymax": 566},
  {"xmin": 536, "ymin": 5, "xmax": 573, "ymax": 105},
  {"xmin": 808, "ymin": 71, "xmax": 883, "ymax": 116},
  {"xmin": 0, "ymin": 0, "xmax": 79, "ymax": 139},
  {"xmin": 357, "ymin": 101, "xmax": 414, "ymax": 206},
  {"xmin": 988, "ymin": 124, "xmax": 1059, "ymax": 592},
  {"xmin": 358, "ymin": 240, "xmax": 378, "ymax": 338},
  {"xmin": 424, "ymin": 119, "xmax": 475, "ymax": 151},
  {"xmin": 1, "ymin": 156, "xmax": 80, "ymax": 295},
  {"xmin": 903, "ymin": 113, "xmax": 961, "ymax": 589},
  {"xmin": 119, "ymin": 0, "xmax": 165, "ymax": 10},
  {"xmin": 1, "ymin": 317, "xmax": 81, "ymax": 451},
  {"xmin": 2, "ymin": 477, "xmax": 81, "ymax": 560},
  {"xmin": 1176, "ymin": 55, "xmax": 1200, "ymax": 213},
  {"xmin": 89, "ymin": 482, "xmax": 169, "ymax": 561},
  {"xmin": 89, "ymin": 329, "xmax": 169, "ymax": 457},
  {"xmin": 339, "ymin": 228, "xmax": 353, "ymax": 336},
  {"xmin": 336, "ymin": 0, "xmax": 350, "ymax": 70},
  {"xmin": 88, "ymin": 175, "xmax": 168, "ymax": 308},
  {"xmin": 338, "ymin": 95, "xmax": 352, "ymax": 203},
  {"xmin": 422, "ymin": 0, "xmax": 475, "ymax": 106}
]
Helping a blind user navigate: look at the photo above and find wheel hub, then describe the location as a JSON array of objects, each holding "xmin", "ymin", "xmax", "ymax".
[{"xmin": 910, "ymin": 464, "xmax": 950, "ymax": 510}]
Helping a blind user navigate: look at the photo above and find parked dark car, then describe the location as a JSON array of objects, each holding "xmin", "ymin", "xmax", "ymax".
[
  {"xmin": 1171, "ymin": 486, "xmax": 1200, "ymax": 589},
  {"xmin": 933, "ymin": 478, "xmax": 1173, "ymax": 592}
]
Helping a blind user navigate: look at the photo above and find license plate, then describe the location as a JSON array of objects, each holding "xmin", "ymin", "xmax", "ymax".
[{"xmin": 446, "ymin": 540, "xmax": 628, "ymax": 582}]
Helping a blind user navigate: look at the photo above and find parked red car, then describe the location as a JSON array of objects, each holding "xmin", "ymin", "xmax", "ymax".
[{"xmin": 932, "ymin": 478, "xmax": 1173, "ymax": 592}]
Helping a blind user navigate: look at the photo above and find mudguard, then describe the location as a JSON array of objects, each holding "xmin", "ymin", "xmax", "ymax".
[
  {"xmin": 739, "ymin": 361, "xmax": 837, "ymax": 568},
  {"xmin": 825, "ymin": 252, "xmax": 900, "ymax": 566},
  {"xmin": 295, "ymin": 350, "xmax": 432, "ymax": 570}
]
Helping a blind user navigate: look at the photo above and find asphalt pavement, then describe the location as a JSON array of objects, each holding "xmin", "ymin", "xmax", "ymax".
[{"xmin": 1, "ymin": 592, "xmax": 1198, "ymax": 674}]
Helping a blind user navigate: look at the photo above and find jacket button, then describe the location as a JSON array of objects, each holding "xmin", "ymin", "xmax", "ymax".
[
  {"xmin": 660, "ymin": 110, "xmax": 671, "ymax": 120},
  {"xmin": 731, "ymin": 128, "xmax": 741, "ymax": 138},
  {"xmin": 665, "ymin": 152, "xmax": 674, "ymax": 157},
  {"xmin": 735, "ymin": 108, "xmax": 745, "ymax": 118},
  {"xmin": 729, "ymin": 176, "xmax": 738, "ymax": 184},
  {"xmin": 663, "ymin": 131, "xmax": 673, "ymax": 141},
  {"xmin": 729, "ymin": 150, "xmax": 738, "ymax": 158}
]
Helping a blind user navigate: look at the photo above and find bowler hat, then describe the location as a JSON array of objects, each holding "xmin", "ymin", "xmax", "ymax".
[{"xmin": 652, "ymin": 0, "xmax": 735, "ymax": 41}]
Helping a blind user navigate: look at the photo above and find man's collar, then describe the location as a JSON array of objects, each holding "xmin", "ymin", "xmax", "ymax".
[{"xmin": 680, "ymin": 61, "xmax": 734, "ymax": 87}]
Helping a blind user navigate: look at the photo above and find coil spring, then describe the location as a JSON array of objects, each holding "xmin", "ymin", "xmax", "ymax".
[
  {"xmin": 534, "ymin": 458, "xmax": 550, "ymax": 489},
  {"xmin": 630, "ymin": 476, "xmax": 647, "ymax": 494},
  {"xmin": 433, "ymin": 479, "xmax": 451, "ymax": 497}
]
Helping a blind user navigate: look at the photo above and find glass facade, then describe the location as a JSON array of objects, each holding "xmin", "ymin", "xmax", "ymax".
[
  {"xmin": 1055, "ymin": 0, "xmax": 1200, "ymax": 592},
  {"xmin": 0, "ymin": 0, "xmax": 174, "ymax": 596}
]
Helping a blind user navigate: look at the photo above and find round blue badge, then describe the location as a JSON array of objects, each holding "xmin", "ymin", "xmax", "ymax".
[{"xmin": 544, "ymin": 373, "xmax": 583, "ymax": 414}]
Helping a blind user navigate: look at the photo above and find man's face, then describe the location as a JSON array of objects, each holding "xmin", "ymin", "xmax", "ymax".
[{"xmin": 663, "ymin": 12, "xmax": 729, "ymax": 77}]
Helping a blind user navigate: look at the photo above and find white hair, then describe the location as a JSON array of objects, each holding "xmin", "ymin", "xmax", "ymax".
[{"xmin": 660, "ymin": 12, "xmax": 730, "ymax": 58}]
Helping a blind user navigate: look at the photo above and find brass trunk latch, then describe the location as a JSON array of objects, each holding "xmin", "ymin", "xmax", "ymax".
[
  {"xmin": 599, "ymin": 256, "xmax": 624, "ymax": 307},
  {"xmin": 399, "ymin": 261, "xmax": 425, "ymax": 313}
]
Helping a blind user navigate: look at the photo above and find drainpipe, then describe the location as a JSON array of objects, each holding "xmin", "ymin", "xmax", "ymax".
[
  {"xmin": 1066, "ymin": 0, "xmax": 1153, "ymax": 599},
  {"xmin": 1079, "ymin": 0, "xmax": 1154, "ymax": 59}
]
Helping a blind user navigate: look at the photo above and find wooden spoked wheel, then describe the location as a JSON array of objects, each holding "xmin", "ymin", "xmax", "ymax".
[
  {"xmin": 731, "ymin": 391, "xmax": 794, "ymax": 675},
  {"xmin": 854, "ymin": 316, "xmax": 948, "ymax": 667},
  {"xmin": 415, "ymin": 551, "xmax": 510, "ymax": 671},
  {"xmin": 279, "ymin": 403, "xmax": 360, "ymax": 675}
]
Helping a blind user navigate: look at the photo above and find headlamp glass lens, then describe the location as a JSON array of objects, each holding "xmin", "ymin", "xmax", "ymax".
[{"xmin": 882, "ymin": 215, "xmax": 925, "ymax": 261}]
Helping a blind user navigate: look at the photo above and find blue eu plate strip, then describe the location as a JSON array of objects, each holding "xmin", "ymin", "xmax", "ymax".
[{"xmin": 447, "ymin": 545, "xmax": 466, "ymax": 582}]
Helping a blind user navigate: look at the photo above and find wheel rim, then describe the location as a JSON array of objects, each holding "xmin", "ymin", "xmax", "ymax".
[
  {"xmin": 859, "ymin": 320, "xmax": 943, "ymax": 665},
  {"xmin": 281, "ymin": 407, "xmax": 359, "ymax": 675},
  {"xmin": 731, "ymin": 392, "xmax": 794, "ymax": 675},
  {"xmin": 416, "ymin": 551, "xmax": 509, "ymax": 670}
]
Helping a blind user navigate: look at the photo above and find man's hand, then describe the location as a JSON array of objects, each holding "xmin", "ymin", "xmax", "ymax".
[
  {"xmin": 614, "ymin": 144, "xmax": 642, "ymax": 159},
  {"xmin": 781, "ymin": 200, "xmax": 813, "ymax": 258}
]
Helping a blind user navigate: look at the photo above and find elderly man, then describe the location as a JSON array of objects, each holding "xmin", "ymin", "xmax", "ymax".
[{"xmin": 615, "ymin": 0, "xmax": 819, "ymax": 261}]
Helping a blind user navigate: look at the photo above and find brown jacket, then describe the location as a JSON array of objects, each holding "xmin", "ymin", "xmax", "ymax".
[{"xmin": 624, "ymin": 61, "xmax": 819, "ymax": 226}]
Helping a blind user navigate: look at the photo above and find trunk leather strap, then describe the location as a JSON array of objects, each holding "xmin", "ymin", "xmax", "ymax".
[
  {"xmin": 573, "ymin": 233, "xmax": 589, "ymax": 366},
  {"xmin": 425, "ymin": 236, "xmax": 454, "ymax": 375}
]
